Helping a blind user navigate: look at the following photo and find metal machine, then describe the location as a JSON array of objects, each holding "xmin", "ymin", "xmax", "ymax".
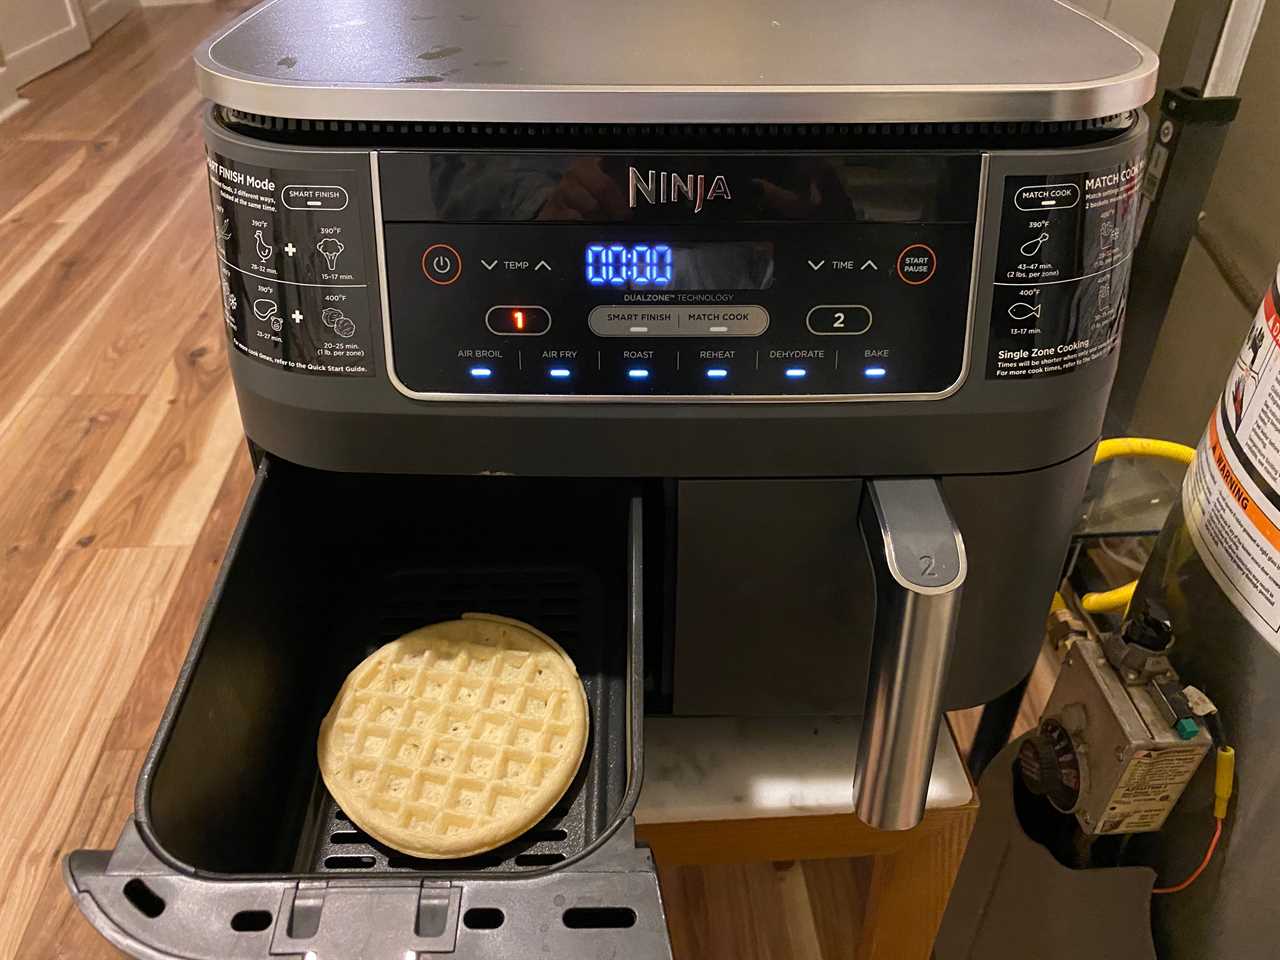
[{"xmin": 65, "ymin": 1, "xmax": 1157, "ymax": 957}]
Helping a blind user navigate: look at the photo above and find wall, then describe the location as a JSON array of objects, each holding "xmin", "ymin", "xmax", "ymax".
[
  {"xmin": 1130, "ymin": 1, "xmax": 1280, "ymax": 442},
  {"xmin": 0, "ymin": 44, "xmax": 19, "ymax": 121},
  {"xmin": 1074, "ymin": 0, "xmax": 1177, "ymax": 49}
]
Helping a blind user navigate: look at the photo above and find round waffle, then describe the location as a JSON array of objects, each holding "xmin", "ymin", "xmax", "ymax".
[{"xmin": 317, "ymin": 614, "xmax": 589, "ymax": 859}]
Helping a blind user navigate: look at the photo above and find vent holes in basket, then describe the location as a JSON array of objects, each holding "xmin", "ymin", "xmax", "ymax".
[
  {"xmin": 324, "ymin": 854, "xmax": 376, "ymax": 869},
  {"xmin": 123, "ymin": 879, "xmax": 165, "ymax": 918},
  {"xmin": 463, "ymin": 908, "xmax": 506, "ymax": 930},
  {"xmin": 563, "ymin": 907, "xmax": 637, "ymax": 929},
  {"xmin": 528, "ymin": 828, "xmax": 569, "ymax": 842},
  {"xmin": 513, "ymin": 852, "xmax": 566, "ymax": 866},
  {"xmin": 230, "ymin": 910, "xmax": 273, "ymax": 933}
]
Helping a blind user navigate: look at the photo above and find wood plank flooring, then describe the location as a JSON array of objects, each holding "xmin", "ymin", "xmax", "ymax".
[
  {"xmin": 0, "ymin": 7, "xmax": 1017, "ymax": 957},
  {"xmin": 0, "ymin": 6, "xmax": 253, "ymax": 956}
]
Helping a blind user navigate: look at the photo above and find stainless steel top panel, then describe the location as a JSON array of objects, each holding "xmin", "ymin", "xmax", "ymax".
[{"xmin": 195, "ymin": 0, "xmax": 1158, "ymax": 125}]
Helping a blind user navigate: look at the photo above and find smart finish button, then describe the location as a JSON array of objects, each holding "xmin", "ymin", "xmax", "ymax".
[
  {"xmin": 896, "ymin": 243, "xmax": 937, "ymax": 285},
  {"xmin": 422, "ymin": 243, "xmax": 462, "ymax": 285}
]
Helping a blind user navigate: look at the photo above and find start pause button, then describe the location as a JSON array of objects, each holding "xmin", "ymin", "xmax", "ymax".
[{"xmin": 896, "ymin": 243, "xmax": 937, "ymax": 285}]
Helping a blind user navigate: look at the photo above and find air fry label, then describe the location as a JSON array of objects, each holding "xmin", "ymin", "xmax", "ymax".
[{"xmin": 1185, "ymin": 268, "xmax": 1280, "ymax": 646}]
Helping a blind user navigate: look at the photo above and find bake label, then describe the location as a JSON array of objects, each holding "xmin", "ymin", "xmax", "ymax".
[
  {"xmin": 206, "ymin": 152, "xmax": 375, "ymax": 377},
  {"xmin": 986, "ymin": 155, "xmax": 1143, "ymax": 379}
]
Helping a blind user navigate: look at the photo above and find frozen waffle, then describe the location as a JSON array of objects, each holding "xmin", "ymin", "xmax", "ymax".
[{"xmin": 317, "ymin": 614, "xmax": 589, "ymax": 859}]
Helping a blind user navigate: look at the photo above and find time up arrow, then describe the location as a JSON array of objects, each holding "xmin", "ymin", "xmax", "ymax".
[{"xmin": 861, "ymin": 259, "xmax": 878, "ymax": 271}]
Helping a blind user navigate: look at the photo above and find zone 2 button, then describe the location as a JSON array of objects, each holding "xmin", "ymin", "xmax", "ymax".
[
  {"xmin": 486, "ymin": 305, "xmax": 552, "ymax": 335},
  {"xmin": 807, "ymin": 304, "xmax": 873, "ymax": 335}
]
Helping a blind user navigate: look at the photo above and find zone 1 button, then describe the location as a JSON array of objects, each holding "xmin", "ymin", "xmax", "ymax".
[
  {"xmin": 807, "ymin": 304, "xmax": 873, "ymax": 335},
  {"xmin": 486, "ymin": 305, "xmax": 552, "ymax": 335},
  {"xmin": 896, "ymin": 243, "xmax": 937, "ymax": 285},
  {"xmin": 422, "ymin": 243, "xmax": 462, "ymax": 284}
]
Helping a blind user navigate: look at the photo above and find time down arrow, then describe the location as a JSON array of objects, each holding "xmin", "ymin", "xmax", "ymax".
[{"xmin": 808, "ymin": 259, "xmax": 825, "ymax": 271}]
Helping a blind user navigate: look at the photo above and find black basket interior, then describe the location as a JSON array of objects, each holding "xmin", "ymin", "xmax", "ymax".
[{"xmin": 144, "ymin": 460, "xmax": 645, "ymax": 878}]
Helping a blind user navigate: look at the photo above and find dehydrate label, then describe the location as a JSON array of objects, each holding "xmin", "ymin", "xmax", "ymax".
[{"xmin": 986, "ymin": 156, "xmax": 1144, "ymax": 379}]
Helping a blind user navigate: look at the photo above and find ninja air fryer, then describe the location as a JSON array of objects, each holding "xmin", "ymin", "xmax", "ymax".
[{"xmin": 65, "ymin": 1, "xmax": 1157, "ymax": 957}]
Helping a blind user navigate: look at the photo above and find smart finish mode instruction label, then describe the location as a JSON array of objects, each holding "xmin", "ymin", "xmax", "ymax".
[
  {"xmin": 986, "ymin": 155, "xmax": 1143, "ymax": 380},
  {"xmin": 207, "ymin": 152, "xmax": 376, "ymax": 378}
]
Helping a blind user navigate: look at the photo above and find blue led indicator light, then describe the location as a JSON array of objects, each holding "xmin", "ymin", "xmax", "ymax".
[
  {"xmin": 864, "ymin": 366, "xmax": 887, "ymax": 378},
  {"xmin": 705, "ymin": 367, "xmax": 729, "ymax": 379},
  {"xmin": 469, "ymin": 366, "xmax": 493, "ymax": 379},
  {"xmin": 548, "ymin": 367, "xmax": 572, "ymax": 379},
  {"xmin": 627, "ymin": 368, "xmax": 650, "ymax": 380},
  {"xmin": 785, "ymin": 367, "xmax": 807, "ymax": 379}
]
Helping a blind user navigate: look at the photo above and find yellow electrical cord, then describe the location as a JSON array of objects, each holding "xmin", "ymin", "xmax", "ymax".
[
  {"xmin": 1078, "ymin": 438, "xmax": 1198, "ymax": 614},
  {"xmin": 1081, "ymin": 581, "xmax": 1138, "ymax": 614},
  {"xmin": 1094, "ymin": 437, "xmax": 1196, "ymax": 467}
]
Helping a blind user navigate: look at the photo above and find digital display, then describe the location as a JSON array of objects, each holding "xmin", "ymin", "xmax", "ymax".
[{"xmin": 584, "ymin": 241, "xmax": 774, "ymax": 291}]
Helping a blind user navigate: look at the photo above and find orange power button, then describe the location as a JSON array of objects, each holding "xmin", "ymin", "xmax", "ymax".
[{"xmin": 422, "ymin": 243, "xmax": 462, "ymax": 285}]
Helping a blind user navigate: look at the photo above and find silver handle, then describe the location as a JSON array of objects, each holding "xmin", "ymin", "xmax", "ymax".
[{"xmin": 854, "ymin": 478, "xmax": 966, "ymax": 831}]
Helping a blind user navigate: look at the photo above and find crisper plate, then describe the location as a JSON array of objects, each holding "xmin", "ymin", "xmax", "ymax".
[{"xmin": 295, "ymin": 563, "xmax": 617, "ymax": 875}]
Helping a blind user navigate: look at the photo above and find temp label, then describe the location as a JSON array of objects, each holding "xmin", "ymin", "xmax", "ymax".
[
  {"xmin": 986, "ymin": 156, "xmax": 1144, "ymax": 379},
  {"xmin": 1097, "ymin": 747, "xmax": 1206, "ymax": 835},
  {"xmin": 1184, "ymin": 269, "xmax": 1280, "ymax": 647},
  {"xmin": 206, "ymin": 152, "xmax": 375, "ymax": 377}
]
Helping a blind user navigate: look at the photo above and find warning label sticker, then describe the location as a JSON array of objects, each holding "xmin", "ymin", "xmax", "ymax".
[
  {"xmin": 1185, "ymin": 270, "xmax": 1280, "ymax": 646},
  {"xmin": 986, "ymin": 154, "xmax": 1144, "ymax": 379},
  {"xmin": 1097, "ymin": 747, "xmax": 1207, "ymax": 835}
]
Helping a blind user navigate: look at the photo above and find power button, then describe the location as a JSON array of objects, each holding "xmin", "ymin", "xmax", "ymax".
[{"xmin": 422, "ymin": 243, "xmax": 462, "ymax": 285}]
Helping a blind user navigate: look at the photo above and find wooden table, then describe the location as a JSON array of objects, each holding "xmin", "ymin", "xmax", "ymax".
[{"xmin": 639, "ymin": 730, "xmax": 978, "ymax": 960}]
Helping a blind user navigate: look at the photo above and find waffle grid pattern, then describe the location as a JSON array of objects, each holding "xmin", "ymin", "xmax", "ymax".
[{"xmin": 321, "ymin": 626, "xmax": 585, "ymax": 854}]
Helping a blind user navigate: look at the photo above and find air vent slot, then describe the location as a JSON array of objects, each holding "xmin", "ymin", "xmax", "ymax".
[
  {"xmin": 219, "ymin": 107, "xmax": 1136, "ymax": 150},
  {"xmin": 122, "ymin": 879, "xmax": 165, "ymax": 919}
]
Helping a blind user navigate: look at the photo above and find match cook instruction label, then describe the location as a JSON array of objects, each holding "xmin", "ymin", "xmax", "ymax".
[
  {"xmin": 206, "ymin": 152, "xmax": 375, "ymax": 377},
  {"xmin": 1185, "ymin": 267, "xmax": 1280, "ymax": 649},
  {"xmin": 986, "ymin": 155, "xmax": 1143, "ymax": 379}
]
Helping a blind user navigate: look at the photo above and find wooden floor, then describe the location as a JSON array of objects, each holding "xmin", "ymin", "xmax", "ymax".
[{"xmin": 0, "ymin": 7, "xmax": 1027, "ymax": 957}]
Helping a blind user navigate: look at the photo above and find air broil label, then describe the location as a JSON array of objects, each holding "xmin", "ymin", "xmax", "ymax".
[
  {"xmin": 986, "ymin": 155, "xmax": 1143, "ymax": 380},
  {"xmin": 206, "ymin": 152, "xmax": 375, "ymax": 377}
]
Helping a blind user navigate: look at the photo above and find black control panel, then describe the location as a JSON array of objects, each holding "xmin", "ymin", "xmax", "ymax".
[{"xmin": 377, "ymin": 151, "xmax": 982, "ymax": 399}]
